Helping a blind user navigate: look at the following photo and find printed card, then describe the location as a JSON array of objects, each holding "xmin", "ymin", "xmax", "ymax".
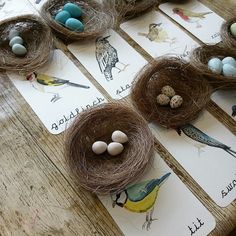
[
  {"xmin": 99, "ymin": 153, "xmax": 216, "ymax": 236},
  {"xmin": 27, "ymin": 0, "xmax": 46, "ymax": 9},
  {"xmin": 68, "ymin": 30, "xmax": 147, "ymax": 100},
  {"xmin": 159, "ymin": 0, "xmax": 224, "ymax": 44},
  {"xmin": 8, "ymin": 50, "xmax": 106, "ymax": 135},
  {"xmin": 150, "ymin": 111, "xmax": 236, "ymax": 207},
  {"xmin": 211, "ymin": 91, "xmax": 236, "ymax": 120},
  {"xmin": 120, "ymin": 10, "xmax": 199, "ymax": 60}
]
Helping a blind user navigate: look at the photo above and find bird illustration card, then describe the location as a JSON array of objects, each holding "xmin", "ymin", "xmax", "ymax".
[
  {"xmin": 120, "ymin": 10, "xmax": 199, "ymax": 60},
  {"xmin": 150, "ymin": 111, "xmax": 236, "ymax": 207},
  {"xmin": 211, "ymin": 90, "xmax": 236, "ymax": 120},
  {"xmin": 7, "ymin": 50, "xmax": 106, "ymax": 135},
  {"xmin": 159, "ymin": 0, "xmax": 224, "ymax": 44},
  {"xmin": 99, "ymin": 153, "xmax": 216, "ymax": 236},
  {"xmin": 68, "ymin": 30, "xmax": 147, "ymax": 100}
]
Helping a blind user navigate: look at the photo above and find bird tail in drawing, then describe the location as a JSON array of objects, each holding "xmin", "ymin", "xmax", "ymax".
[
  {"xmin": 155, "ymin": 173, "xmax": 171, "ymax": 186},
  {"xmin": 200, "ymin": 12, "xmax": 212, "ymax": 18},
  {"xmin": 104, "ymin": 68, "xmax": 113, "ymax": 81},
  {"xmin": 179, "ymin": 124, "xmax": 236, "ymax": 158}
]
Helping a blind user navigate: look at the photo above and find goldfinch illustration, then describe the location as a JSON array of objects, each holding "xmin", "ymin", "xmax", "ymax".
[
  {"xmin": 173, "ymin": 8, "xmax": 212, "ymax": 28},
  {"xmin": 112, "ymin": 172, "xmax": 171, "ymax": 230},
  {"xmin": 138, "ymin": 23, "xmax": 177, "ymax": 46}
]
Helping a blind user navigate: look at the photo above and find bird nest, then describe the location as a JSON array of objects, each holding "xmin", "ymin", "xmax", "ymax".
[
  {"xmin": 190, "ymin": 45, "xmax": 236, "ymax": 90},
  {"xmin": 65, "ymin": 103, "xmax": 154, "ymax": 195},
  {"xmin": 113, "ymin": 0, "xmax": 157, "ymax": 19},
  {"xmin": 221, "ymin": 17, "xmax": 236, "ymax": 48},
  {"xmin": 131, "ymin": 58, "xmax": 212, "ymax": 129},
  {"xmin": 0, "ymin": 14, "xmax": 53, "ymax": 73},
  {"xmin": 41, "ymin": 0, "xmax": 114, "ymax": 42}
]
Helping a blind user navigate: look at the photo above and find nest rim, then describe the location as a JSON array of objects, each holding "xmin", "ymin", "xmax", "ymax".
[
  {"xmin": 65, "ymin": 102, "xmax": 154, "ymax": 195},
  {"xmin": 0, "ymin": 14, "xmax": 53, "ymax": 73}
]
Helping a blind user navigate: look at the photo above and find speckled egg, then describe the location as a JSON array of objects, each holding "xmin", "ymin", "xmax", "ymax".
[
  {"xmin": 63, "ymin": 3, "xmax": 82, "ymax": 18},
  {"xmin": 55, "ymin": 10, "xmax": 71, "ymax": 24},
  {"xmin": 170, "ymin": 95, "xmax": 183, "ymax": 109},
  {"xmin": 222, "ymin": 64, "xmax": 236, "ymax": 77},
  {"xmin": 9, "ymin": 36, "xmax": 23, "ymax": 47},
  {"xmin": 222, "ymin": 57, "xmax": 236, "ymax": 67},
  {"xmin": 161, "ymin": 85, "xmax": 175, "ymax": 97},
  {"xmin": 107, "ymin": 142, "xmax": 124, "ymax": 156},
  {"xmin": 230, "ymin": 22, "xmax": 236, "ymax": 37},
  {"xmin": 12, "ymin": 44, "xmax": 27, "ymax": 56},
  {"xmin": 157, "ymin": 94, "xmax": 170, "ymax": 106},
  {"xmin": 92, "ymin": 141, "xmax": 107, "ymax": 155},
  {"xmin": 8, "ymin": 29, "xmax": 19, "ymax": 40},
  {"xmin": 208, "ymin": 58, "xmax": 223, "ymax": 74},
  {"xmin": 111, "ymin": 130, "xmax": 128, "ymax": 144},
  {"xmin": 65, "ymin": 18, "xmax": 84, "ymax": 32}
]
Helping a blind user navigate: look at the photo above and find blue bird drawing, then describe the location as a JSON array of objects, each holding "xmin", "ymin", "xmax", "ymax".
[
  {"xmin": 232, "ymin": 105, "xmax": 236, "ymax": 117},
  {"xmin": 112, "ymin": 173, "xmax": 171, "ymax": 230},
  {"xmin": 178, "ymin": 124, "xmax": 236, "ymax": 158}
]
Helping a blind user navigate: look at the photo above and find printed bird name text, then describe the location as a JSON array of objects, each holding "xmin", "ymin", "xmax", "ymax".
[
  {"xmin": 211, "ymin": 32, "xmax": 220, "ymax": 40},
  {"xmin": 188, "ymin": 217, "xmax": 204, "ymax": 236},
  {"xmin": 116, "ymin": 81, "xmax": 134, "ymax": 96},
  {"xmin": 221, "ymin": 176, "xmax": 236, "ymax": 198},
  {"xmin": 51, "ymin": 97, "xmax": 105, "ymax": 131}
]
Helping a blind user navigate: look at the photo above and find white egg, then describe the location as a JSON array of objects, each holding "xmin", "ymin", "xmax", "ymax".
[
  {"xmin": 107, "ymin": 142, "xmax": 124, "ymax": 156},
  {"xmin": 92, "ymin": 141, "xmax": 107, "ymax": 155},
  {"xmin": 208, "ymin": 58, "xmax": 223, "ymax": 74},
  {"xmin": 111, "ymin": 130, "xmax": 128, "ymax": 144},
  {"xmin": 222, "ymin": 57, "xmax": 236, "ymax": 67},
  {"xmin": 222, "ymin": 64, "xmax": 236, "ymax": 77}
]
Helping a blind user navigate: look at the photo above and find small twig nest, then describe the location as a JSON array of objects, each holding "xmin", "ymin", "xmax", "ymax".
[
  {"xmin": 0, "ymin": 14, "xmax": 53, "ymax": 73},
  {"xmin": 131, "ymin": 58, "xmax": 212, "ymax": 129},
  {"xmin": 221, "ymin": 18, "xmax": 236, "ymax": 48},
  {"xmin": 113, "ymin": 0, "xmax": 158, "ymax": 19},
  {"xmin": 65, "ymin": 103, "xmax": 154, "ymax": 195},
  {"xmin": 41, "ymin": 0, "xmax": 114, "ymax": 42},
  {"xmin": 190, "ymin": 45, "xmax": 236, "ymax": 91}
]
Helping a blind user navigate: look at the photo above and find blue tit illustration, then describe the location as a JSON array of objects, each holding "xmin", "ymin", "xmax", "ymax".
[
  {"xmin": 112, "ymin": 173, "xmax": 171, "ymax": 230},
  {"xmin": 178, "ymin": 124, "xmax": 236, "ymax": 158},
  {"xmin": 232, "ymin": 105, "xmax": 236, "ymax": 117}
]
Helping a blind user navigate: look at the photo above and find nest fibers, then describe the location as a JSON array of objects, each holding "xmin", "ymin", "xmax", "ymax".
[
  {"xmin": 131, "ymin": 58, "xmax": 212, "ymax": 129},
  {"xmin": 41, "ymin": 0, "xmax": 115, "ymax": 42},
  {"xmin": 221, "ymin": 18, "xmax": 236, "ymax": 48},
  {"xmin": 0, "ymin": 14, "xmax": 53, "ymax": 73},
  {"xmin": 65, "ymin": 103, "xmax": 154, "ymax": 195}
]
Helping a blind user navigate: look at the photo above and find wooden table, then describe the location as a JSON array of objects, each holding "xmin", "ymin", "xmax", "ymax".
[{"xmin": 0, "ymin": 0, "xmax": 236, "ymax": 235}]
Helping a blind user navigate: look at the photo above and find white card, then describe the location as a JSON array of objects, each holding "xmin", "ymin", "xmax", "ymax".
[
  {"xmin": 8, "ymin": 50, "xmax": 106, "ymax": 134},
  {"xmin": 211, "ymin": 90, "xmax": 236, "ymax": 120},
  {"xmin": 99, "ymin": 153, "xmax": 216, "ymax": 236},
  {"xmin": 159, "ymin": 0, "xmax": 224, "ymax": 44},
  {"xmin": 68, "ymin": 30, "xmax": 147, "ymax": 100},
  {"xmin": 150, "ymin": 111, "xmax": 236, "ymax": 207},
  {"xmin": 120, "ymin": 10, "xmax": 199, "ymax": 60},
  {"xmin": 27, "ymin": 0, "xmax": 46, "ymax": 10}
]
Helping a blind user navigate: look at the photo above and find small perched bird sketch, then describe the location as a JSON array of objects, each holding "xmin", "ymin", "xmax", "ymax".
[
  {"xmin": 95, "ymin": 36, "xmax": 129, "ymax": 81},
  {"xmin": 232, "ymin": 105, "xmax": 236, "ymax": 117},
  {"xmin": 138, "ymin": 23, "xmax": 177, "ymax": 46},
  {"xmin": 172, "ymin": 8, "xmax": 212, "ymax": 28},
  {"xmin": 112, "ymin": 173, "xmax": 171, "ymax": 230},
  {"xmin": 26, "ymin": 73, "xmax": 90, "ymax": 103},
  {"xmin": 0, "ymin": 1, "xmax": 5, "ymax": 9},
  {"xmin": 178, "ymin": 124, "xmax": 236, "ymax": 158}
]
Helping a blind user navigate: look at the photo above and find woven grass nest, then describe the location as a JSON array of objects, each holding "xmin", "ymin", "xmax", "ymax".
[
  {"xmin": 41, "ymin": 0, "xmax": 114, "ymax": 42},
  {"xmin": 65, "ymin": 103, "xmax": 154, "ymax": 195},
  {"xmin": 221, "ymin": 18, "xmax": 236, "ymax": 48},
  {"xmin": 131, "ymin": 58, "xmax": 212, "ymax": 129},
  {"xmin": 0, "ymin": 14, "xmax": 53, "ymax": 73},
  {"xmin": 190, "ymin": 45, "xmax": 236, "ymax": 90}
]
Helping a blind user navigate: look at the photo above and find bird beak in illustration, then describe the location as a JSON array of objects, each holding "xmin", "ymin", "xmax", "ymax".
[
  {"xmin": 112, "ymin": 192, "xmax": 126, "ymax": 208},
  {"xmin": 103, "ymin": 35, "xmax": 111, "ymax": 40},
  {"xmin": 172, "ymin": 8, "xmax": 179, "ymax": 14}
]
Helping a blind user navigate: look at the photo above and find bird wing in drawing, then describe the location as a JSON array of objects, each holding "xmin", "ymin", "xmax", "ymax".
[{"xmin": 179, "ymin": 124, "xmax": 236, "ymax": 158}]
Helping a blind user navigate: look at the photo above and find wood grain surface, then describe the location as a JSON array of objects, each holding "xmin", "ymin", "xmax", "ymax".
[{"xmin": 0, "ymin": 0, "xmax": 236, "ymax": 235}]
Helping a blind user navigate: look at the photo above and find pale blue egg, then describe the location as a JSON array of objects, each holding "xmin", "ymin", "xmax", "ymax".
[
  {"xmin": 208, "ymin": 58, "xmax": 223, "ymax": 74},
  {"xmin": 63, "ymin": 3, "xmax": 82, "ymax": 18},
  {"xmin": 230, "ymin": 22, "xmax": 236, "ymax": 37},
  {"xmin": 8, "ymin": 29, "xmax": 19, "ymax": 40},
  {"xmin": 65, "ymin": 18, "xmax": 84, "ymax": 32},
  {"xmin": 222, "ymin": 57, "xmax": 236, "ymax": 67},
  {"xmin": 12, "ymin": 44, "xmax": 27, "ymax": 56},
  {"xmin": 55, "ymin": 10, "xmax": 71, "ymax": 24},
  {"xmin": 9, "ymin": 36, "xmax": 23, "ymax": 47},
  {"xmin": 223, "ymin": 64, "xmax": 236, "ymax": 77}
]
